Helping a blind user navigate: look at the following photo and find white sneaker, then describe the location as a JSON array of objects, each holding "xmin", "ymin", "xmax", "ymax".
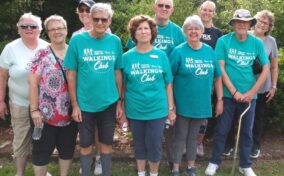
[
  {"xmin": 94, "ymin": 158, "xmax": 102, "ymax": 175},
  {"xmin": 239, "ymin": 167, "xmax": 257, "ymax": 176},
  {"xmin": 205, "ymin": 163, "xmax": 218, "ymax": 176},
  {"xmin": 46, "ymin": 172, "xmax": 52, "ymax": 176}
]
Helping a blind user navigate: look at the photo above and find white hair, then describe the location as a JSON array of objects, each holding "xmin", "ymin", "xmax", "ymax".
[
  {"xmin": 182, "ymin": 15, "xmax": 204, "ymax": 33},
  {"xmin": 44, "ymin": 14, "xmax": 67, "ymax": 31},
  {"xmin": 17, "ymin": 12, "xmax": 42, "ymax": 30},
  {"xmin": 90, "ymin": 3, "xmax": 114, "ymax": 18}
]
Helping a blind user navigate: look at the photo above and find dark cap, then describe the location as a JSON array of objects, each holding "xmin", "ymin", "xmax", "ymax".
[
  {"xmin": 78, "ymin": 0, "xmax": 95, "ymax": 8},
  {"xmin": 229, "ymin": 9, "xmax": 257, "ymax": 27}
]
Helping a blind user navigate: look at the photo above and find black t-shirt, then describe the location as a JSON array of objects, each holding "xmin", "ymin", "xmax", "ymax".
[{"xmin": 201, "ymin": 26, "xmax": 223, "ymax": 49}]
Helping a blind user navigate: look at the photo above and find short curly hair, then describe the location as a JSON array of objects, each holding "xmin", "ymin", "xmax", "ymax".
[
  {"xmin": 127, "ymin": 15, "xmax": 157, "ymax": 44},
  {"xmin": 254, "ymin": 10, "xmax": 275, "ymax": 36}
]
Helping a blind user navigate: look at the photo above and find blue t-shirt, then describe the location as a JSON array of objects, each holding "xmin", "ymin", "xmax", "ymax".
[
  {"xmin": 119, "ymin": 47, "xmax": 173, "ymax": 120},
  {"xmin": 63, "ymin": 32, "xmax": 123, "ymax": 112},
  {"xmin": 215, "ymin": 32, "xmax": 269, "ymax": 98},
  {"xmin": 170, "ymin": 43, "xmax": 222, "ymax": 118},
  {"xmin": 126, "ymin": 21, "xmax": 185, "ymax": 56}
]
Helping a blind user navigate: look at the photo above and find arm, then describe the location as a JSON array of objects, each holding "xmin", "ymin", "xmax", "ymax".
[
  {"xmin": 115, "ymin": 69, "xmax": 125, "ymax": 125},
  {"xmin": 166, "ymin": 83, "xmax": 176, "ymax": 125},
  {"xmin": 242, "ymin": 64, "xmax": 269, "ymax": 102},
  {"xmin": 214, "ymin": 77, "xmax": 223, "ymax": 117},
  {"xmin": 266, "ymin": 57, "xmax": 278, "ymax": 102},
  {"xmin": 67, "ymin": 70, "xmax": 81, "ymax": 122},
  {"xmin": 28, "ymin": 73, "xmax": 42, "ymax": 127},
  {"xmin": 0, "ymin": 68, "xmax": 8, "ymax": 119}
]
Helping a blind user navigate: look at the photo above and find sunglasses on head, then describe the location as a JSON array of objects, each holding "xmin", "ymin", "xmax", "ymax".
[
  {"xmin": 157, "ymin": 3, "xmax": 171, "ymax": 9},
  {"xmin": 78, "ymin": 7, "xmax": 90, "ymax": 13},
  {"xmin": 19, "ymin": 24, "xmax": 38, "ymax": 30},
  {"xmin": 92, "ymin": 17, "xmax": 108, "ymax": 24}
]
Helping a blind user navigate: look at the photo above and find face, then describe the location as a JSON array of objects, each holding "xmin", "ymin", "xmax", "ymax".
[
  {"xmin": 46, "ymin": 20, "xmax": 67, "ymax": 44},
  {"xmin": 78, "ymin": 4, "xmax": 91, "ymax": 26},
  {"xmin": 255, "ymin": 16, "xmax": 270, "ymax": 35},
  {"xmin": 184, "ymin": 24, "xmax": 203, "ymax": 43},
  {"xmin": 153, "ymin": 0, "xmax": 174, "ymax": 21},
  {"xmin": 198, "ymin": 4, "xmax": 215, "ymax": 23},
  {"xmin": 91, "ymin": 11, "xmax": 111, "ymax": 35},
  {"xmin": 135, "ymin": 21, "xmax": 152, "ymax": 44},
  {"xmin": 18, "ymin": 18, "xmax": 41, "ymax": 40},
  {"xmin": 233, "ymin": 20, "xmax": 251, "ymax": 36}
]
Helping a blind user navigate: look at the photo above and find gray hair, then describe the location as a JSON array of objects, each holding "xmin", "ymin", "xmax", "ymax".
[
  {"xmin": 254, "ymin": 10, "xmax": 275, "ymax": 35},
  {"xmin": 90, "ymin": 3, "xmax": 114, "ymax": 18},
  {"xmin": 154, "ymin": 0, "xmax": 174, "ymax": 6},
  {"xmin": 44, "ymin": 15, "xmax": 67, "ymax": 31},
  {"xmin": 182, "ymin": 15, "xmax": 204, "ymax": 33},
  {"xmin": 17, "ymin": 12, "xmax": 42, "ymax": 30}
]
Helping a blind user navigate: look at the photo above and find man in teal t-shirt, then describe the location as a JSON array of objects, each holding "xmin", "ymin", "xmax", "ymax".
[
  {"xmin": 126, "ymin": 0, "xmax": 185, "ymax": 56},
  {"xmin": 205, "ymin": 9, "xmax": 269, "ymax": 176},
  {"xmin": 63, "ymin": 3, "xmax": 123, "ymax": 176}
]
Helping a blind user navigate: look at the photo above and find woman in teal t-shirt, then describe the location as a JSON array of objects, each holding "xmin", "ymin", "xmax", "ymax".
[
  {"xmin": 169, "ymin": 15, "xmax": 223, "ymax": 176},
  {"xmin": 119, "ymin": 15, "xmax": 175, "ymax": 176}
]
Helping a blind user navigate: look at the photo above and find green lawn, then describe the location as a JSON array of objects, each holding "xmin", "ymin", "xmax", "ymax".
[{"xmin": 1, "ymin": 157, "xmax": 284, "ymax": 176}]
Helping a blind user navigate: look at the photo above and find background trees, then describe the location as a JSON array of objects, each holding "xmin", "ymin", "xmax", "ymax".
[{"xmin": 0, "ymin": 0, "xmax": 283, "ymax": 131}]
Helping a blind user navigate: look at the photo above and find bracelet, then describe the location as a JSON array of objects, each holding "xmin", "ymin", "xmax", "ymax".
[
  {"xmin": 232, "ymin": 90, "xmax": 238, "ymax": 97},
  {"xmin": 169, "ymin": 106, "xmax": 175, "ymax": 111},
  {"xmin": 118, "ymin": 97, "xmax": 124, "ymax": 102},
  {"xmin": 272, "ymin": 86, "xmax": 277, "ymax": 90},
  {"xmin": 217, "ymin": 97, "xmax": 223, "ymax": 101}
]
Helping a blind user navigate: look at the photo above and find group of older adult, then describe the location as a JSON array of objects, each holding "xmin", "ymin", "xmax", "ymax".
[{"xmin": 0, "ymin": 0, "xmax": 278, "ymax": 176}]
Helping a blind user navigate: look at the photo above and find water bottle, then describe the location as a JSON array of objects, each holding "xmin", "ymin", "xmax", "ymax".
[
  {"xmin": 165, "ymin": 119, "xmax": 171, "ymax": 129},
  {"xmin": 32, "ymin": 122, "xmax": 44, "ymax": 140}
]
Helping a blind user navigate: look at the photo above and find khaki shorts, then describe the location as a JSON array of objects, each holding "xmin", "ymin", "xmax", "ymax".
[{"xmin": 9, "ymin": 102, "xmax": 32, "ymax": 157}]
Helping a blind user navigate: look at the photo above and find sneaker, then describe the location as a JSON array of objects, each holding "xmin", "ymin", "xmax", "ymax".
[
  {"xmin": 250, "ymin": 148, "xmax": 260, "ymax": 159},
  {"xmin": 94, "ymin": 158, "xmax": 102, "ymax": 175},
  {"xmin": 222, "ymin": 147, "xmax": 233, "ymax": 157},
  {"xmin": 46, "ymin": 172, "xmax": 52, "ymax": 176},
  {"xmin": 205, "ymin": 163, "xmax": 218, "ymax": 176},
  {"xmin": 239, "ymin": 167, "xmax": 257, "ymax": 176},
  {"xmin": 187, "ymin": 167, "xmax": 197, "ymax": 176},
  {"xmin": 170, "ymin": 170, "xmax": 180, "ymax": 176},
  {"xmin": 197, "ymin": 143, "xmax": 204, "ymax": 157}
]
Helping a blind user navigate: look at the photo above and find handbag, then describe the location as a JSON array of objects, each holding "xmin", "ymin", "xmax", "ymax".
[
  {"xmin": 49, "ymin": 46, "xmax": 72, "ymax": 115},
  {"xmin": 252, "ymin": 56, "xmax": 263, "ymax": 74}
]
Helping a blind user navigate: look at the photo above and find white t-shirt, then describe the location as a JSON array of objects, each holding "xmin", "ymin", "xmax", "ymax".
[{"xmin": 0, "ymin": 38, "xmax": 49, "ymax": 107}]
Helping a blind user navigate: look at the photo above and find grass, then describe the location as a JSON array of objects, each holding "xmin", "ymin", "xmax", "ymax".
[{"xmin": 0, "ymin": 157, "xmax": 284, "ymax": 176}]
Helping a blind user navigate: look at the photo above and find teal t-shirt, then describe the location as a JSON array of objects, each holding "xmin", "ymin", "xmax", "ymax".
[
  {"xmin": 63, "ymin": 32, "xmax": 123, "ymax": 112},
  {"xmin": 170, "ymin": 43, "xmax": 222, "ymax": 118},
  {"xmin": 119, "ymin": 47, "xmax": 173, "ymax": 120},
  {"xmin": 215, "ymin": 32, "xmax": 269, "ymax": 98},
  {"xmin": 126, "ymin": 21, "xmax": 185, "ymax": 56}
]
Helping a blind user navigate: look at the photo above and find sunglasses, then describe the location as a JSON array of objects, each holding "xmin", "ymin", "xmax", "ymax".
[
  {"xmin": 92, "ymin": 17, "xmax": 108, "ymax": 24},
  {"xmin": 157, "ymin": 3, "xmax": 171, "ymax": 9},
  {"xmin": 19, "ymin": 24, "xmax": 38, "ymax": 30},
  {"xmin": 78, "ymin": 8, "xmax": 90, "ymax": 13}
]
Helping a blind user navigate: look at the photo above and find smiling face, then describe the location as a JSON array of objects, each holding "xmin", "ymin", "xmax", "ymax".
[
  {"xmin": 254, "ymin": 15, "xmax": 270, "ymax": 35},
  {"xmin": 184, "ymin": 24, "xmax": 203, "ymax": 44},
  {"xmin": 91, "ymin": 11, "xmax": 111, "ymax": 37},
  {"xmin": 198, "ymin": 3, "xmax": 215, "ymax": 23},
  {"xmin": 135, "ymin": 21, "xmax": 152, "ymax": 45},
  {"xmin": 77, "ymin": 4, "xmax": 92, "ymax": 27},
  {"xmin": 18, "ymin": 18, "xmax": 41, "ymax": 41},
  {"xmin": 233, "ymin": 20, "xmax": 251, "ymax": 36},
  {"xmin": 46, "ymin": 20, "xmax": 67, "ymax": 45},
  {"xmin": 153, "ymin": 0, "xmax": 174, "ymax": 22}
]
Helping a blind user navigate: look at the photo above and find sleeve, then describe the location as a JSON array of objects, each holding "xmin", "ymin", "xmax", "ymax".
[
  {"xmin": 270, "ymin": 37, "xmax": 278, "ymax": 59},
  {"xmin": 162, "ymin": 52, "xmax": 173, "ymax": 84},
  {"xmin": 177, "ymin": 27, "xmax": 186, "ymax": 45},
  {"xmin": 0, "ymin": 44, "xmax": 12, "ymax": 69},
  {"xmin": 257, "ymin": 39, "xmax": 269, "ymax": 65},
  {"xmin": 63, "ymin": 37, "xmax": 78, "ymax": 70},
  {"xmin": 212, "ymin": 50, "xmax": 222, "ymax": 78},
  {"xmin": 121, "ymin": 54, "xmax": 127, "ymax": 84},
  {"xmin": 125, "ymin": 38, "xmax": 136, "ymax": 50},
  {"xmin": 215, "ymin": 37, "xmax": 226, "ymax": 61},
  {"xmin": 169, "ymin": 47, "xmax": 180, "ymax": 76},
  {"xmin": 30, "ymin": 49, "xmax": 45, "ymax": 77},
  {"xmin": 115, "ymin": 38, "xmax": 123, "ymax": 69}
]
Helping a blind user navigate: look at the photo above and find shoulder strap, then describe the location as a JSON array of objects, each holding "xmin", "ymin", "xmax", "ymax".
[{"xmin": 49, "ymin": 46, "xmax": 68, "ymax": 84}]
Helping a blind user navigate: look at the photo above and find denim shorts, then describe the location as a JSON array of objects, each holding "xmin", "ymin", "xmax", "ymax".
[{"xmin": 78, "ymin": 102, "xmax": 117, "ymax": 147}]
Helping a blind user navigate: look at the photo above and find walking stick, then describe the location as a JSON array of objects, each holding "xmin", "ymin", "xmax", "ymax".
[{"xmin": 230, "ymin": 102, "xmax": 251, "ymax": 176}]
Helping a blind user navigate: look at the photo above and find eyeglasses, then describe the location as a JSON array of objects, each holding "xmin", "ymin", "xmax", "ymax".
[
  {"xmin": 157, "ymin": 4, "xmax": 171, "ymax": 9},
  {"xmin": 258, "ymin": 20, "xmax": 269, "ymax": 26},
  {"xmin": 19, "ymin": 24, "xmax": 38, "ymax": 30},
  {"xmin": 78, "ymin": 8, "xmax": 90, "ymax": 13},
  {"xmin": 92, "ymin": 17, "xmax": 108, "ymax": 24},
  {"xmin": 47, "ymin": 27, "xmax": 66, "ymax": 33}
]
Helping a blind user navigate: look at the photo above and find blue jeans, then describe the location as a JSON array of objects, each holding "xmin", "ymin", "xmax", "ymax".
[{"xmin": 210, "ymin": 98, "xmax": 256, "ymax": 168}]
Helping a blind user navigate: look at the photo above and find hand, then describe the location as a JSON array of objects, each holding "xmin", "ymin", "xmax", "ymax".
[
  {"xmin": 215, "ymin": 100, "xmax": 223, "ymax": 117},
  {"xmin": 241, "ymin": 90, "xmax": 255, "ymax": 103},
  {"xmin": 168, "ymin": 110, "xmax": 176, "ymax": 126},
  {"xmin": 72, "ymin": 105, "xmax": 82, "ymax": 122},
  {"xmin": 31, "ymin": 110, "xmax": 42, "ymax": 128},
  {"xmin": 266, "ymin": 88, "xmax": 276, "ymax": 103},
  {"xmin": 116, "ymin": 102, "xmax": 124, "ymax": 123},
  {"xmin": 0, "ymin": 101, "xmax": 8, "ymax": 120}
]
